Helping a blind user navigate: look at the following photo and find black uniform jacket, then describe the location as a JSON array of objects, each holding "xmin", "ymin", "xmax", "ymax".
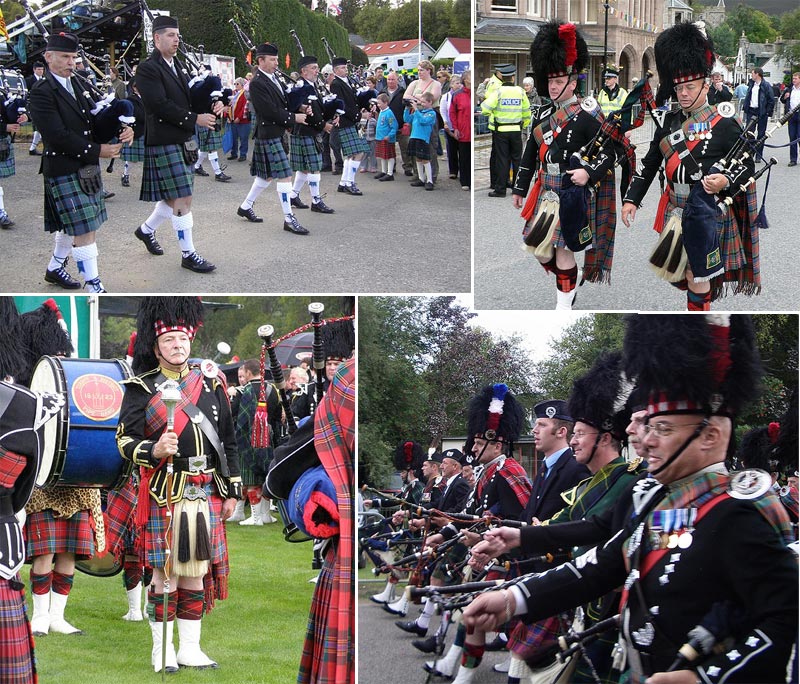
[
  {"xmin": 514, "ymin": 477, "xmax": 798, "ymax": 683},
  {"xmin": 438, "ymin": 474, "xmax": 472, "ymax": 514},
  {"xmin": 330, "ymin": 75, "xmax": 359, "ymax": 128},
  {"xmin": 116, "ymin": 366, "xmax": 241, "ymax": 506},
  {"xmin": 250, "ymin": 69, "xmax": 294, "ymax": 140},
  {"xmin": 523, "ymin": 448, "xmax": 590, "ymax": 523},
  {"xmin": 135, "ymin": 50, "xmax": 197, "ymax": 146},
  {"xmin": 28, "ymin": 72, "xmax": 101, "ymax": 176}
]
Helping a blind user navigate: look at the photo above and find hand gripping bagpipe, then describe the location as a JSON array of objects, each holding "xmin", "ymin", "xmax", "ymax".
[
  {"xmin": 19, "ymin": 0, "xmax": 135, "ymax": 146},
  {"xmin": 288, "ymin": 29, "xmax": 345, "ymax": 122},
  {"xmin": 258, "ymin": 305, "xmax": 355, "ymax": 543}
]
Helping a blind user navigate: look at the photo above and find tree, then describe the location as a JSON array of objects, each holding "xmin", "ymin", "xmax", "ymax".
[
  {"xmin": 355, "ymin": 4, "xmax": 392, "ymax": 42},
  {"xmin": 339, "ymin": 0, "xmax": 362, "ymax": 33},
  {"xmin": 710, "ymin": 24, "xmax": 736, "ymax": 58},
  {"xmin": 779, "ymin": 8, "xmax": 800, "ymax": 40},
  {"xmin": 725, "ymin": 5, "xmax": 777, "ymax": 44}
]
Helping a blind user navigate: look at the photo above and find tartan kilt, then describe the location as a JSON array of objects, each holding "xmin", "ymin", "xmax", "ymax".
[
  {"xmin": 338, "ymin": 125, "xmax": 369, "ymax": 157},
  {"xmin": 407, "ymin": 137, "xmax": 431, "ymax": 161},
  {"xmin": 523, "ymin": 170, "xmax": 617, "ymax": 284},
  {"xmin": 0, "ymin": 136, "xmax": 16, "ymax": 178},
  {"xmin": 298, "ymin": 538, "xmax": 354, "ymax": 684},
  {"xmin": 105, "ymin": 476, "xmax": 139, "ymax": 559},
  {"xmin": 142, "ymin": 482, "xmax": 226, "ymax": 571},
  {"xmin": 290, "ymin": 134, "xmax": 323, "ymax": 173},
  {"xmin": 43, "ymin": 172, "xmax": 107, "ymax": 236},
  {"xmin": 25, "ymin": 509, "xmax": 95, "ymax": 559},
  {"xmin": 251, "ymin": 137, "xmax": 291, "ymax": 180},
  {"xmin": 375, "ymin": 140, "xmax": 396, "ymax": 160},
  {"xmin": 508, "ymin": 614, "xmax": 562, "ymax": 662},
  {"xmin": 0, "ymin": 577, "xmax": 35, "ymax": 684},
  {"xmin": 140, "ymin": 144, "xmax": 194, "ymax": 202},
  {"xmin": 430, "ymin": 541, "xmax": 469, "ymax": 585},
  {"xmin": 195, "ymin": 125, "xmax": 223, "ymax": 153},
  {"xmin": 121, "ymin": 135, "xmax": 145, "ymax": 163}
]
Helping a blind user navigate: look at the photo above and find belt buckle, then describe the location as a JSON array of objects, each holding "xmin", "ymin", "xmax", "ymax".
[
  {"xmin": 546, "ymin": 163, "xmax": 561, "ymax": 175},
  {"xmin": 184, "ymin": 484, "xmax": 207, "ymax": 502},
  {"xmin": 187, "ymin": 456, "xmax": 207, "ymax": 474}
]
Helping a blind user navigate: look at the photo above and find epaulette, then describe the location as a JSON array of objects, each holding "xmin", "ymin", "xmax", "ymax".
[
  {"xmin": 728, "ymin": 469, "xmax": 773, "ymax": 500},
  {"xmin": 628, "ymin": 456, "xmax": 644, "ymax": 472},
  {"xmin": 120, "ymin": 367, "xmax": 160, "ymax": 390}
]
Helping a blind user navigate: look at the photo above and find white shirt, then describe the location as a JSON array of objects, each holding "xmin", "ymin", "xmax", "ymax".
[
  {"xmin": 52, "ymin": 73, "xmax": 75, "ymax": 98},
  {"xmin": 749, "ymin": 81, "xmax": 760, "ymax": 109},
  {"xmin": 790, "ymin": 85, "xmax": 800, "ymax": 111}
]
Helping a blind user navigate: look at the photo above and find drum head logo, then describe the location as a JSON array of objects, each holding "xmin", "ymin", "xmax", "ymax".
[{"xmin": 71, "ymin": 374, "xmax": 124, "ymax": 422}]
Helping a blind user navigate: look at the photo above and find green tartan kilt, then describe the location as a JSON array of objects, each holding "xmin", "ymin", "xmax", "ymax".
[
  {"xmin": 121, "ymin": 135, "xmax": 145, "ymax": 163},
  {"xmin": 251, "ymin": 137, "xmax": 291, "ymax": 180},
  {"xmin": 140, "ymin": 144, "xmax": 194, "ymax": 202},
  {"xmin": 0, "ymin": 136, "xmax": 15, "ymax": 178},
  {"xmin": 290, "ymin": 133, "xmax": 323, "ymax": 172},
  {"xmin": 43, "ymin": 171, "xmax": 107, "ymax": 236},
  {"xmin": 338, "ymin": 124, "xmax": 369, "ymax": 157},
  {"xmin": 195, "ymin": 125, "xmax": 223, "ymax": 152}
]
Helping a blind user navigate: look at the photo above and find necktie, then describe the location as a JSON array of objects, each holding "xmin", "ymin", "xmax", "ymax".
[
  {"xmin": 539, "ymin": 462, "xmax": 549, "ymax": 482},
  {"xmin": 64, "ymin": 77, "xmax": 76, "ymax": 99}
]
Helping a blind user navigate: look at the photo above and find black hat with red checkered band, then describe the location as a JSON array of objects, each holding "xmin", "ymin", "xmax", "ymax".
[
  {"xmin": 653, "ymin": 21, "xmax": 716, "ymax": 107},
  {"xmin": 131, "ymin": 297, "xmax": 204, "ymax": 375}
]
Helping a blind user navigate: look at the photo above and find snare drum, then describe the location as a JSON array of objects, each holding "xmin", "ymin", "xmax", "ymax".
[{"xmin": 29, "ymin": 357, "xmax": 134, "ymax": 489}]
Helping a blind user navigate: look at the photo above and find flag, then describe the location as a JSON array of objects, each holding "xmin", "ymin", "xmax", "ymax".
[
  {"xmin": 0, "ymin": 7, "xmax": 8, "ymax": 41},
  {"xmin": 246, "ymin": 50, "xmax": 252, "ymax": 65},
  {"xmin": 329, "ymin": 1, "xmax": 342, "ymax": 16}
]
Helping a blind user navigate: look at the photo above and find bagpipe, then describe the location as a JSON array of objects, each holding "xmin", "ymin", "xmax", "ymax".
[
  {"xmin": 229, "ymin": 17, "xmax": 297, "ymax": 93},
  {"xmin": 257, "ymin": 303, "xmax": 354, "ymax": 543},
  {"xmin": 320, "ymin": 35, "xmax": 376, "ymax": 110},
  {"xmin": 0, "ymin": 68, "xmax": 28, "ymax": 127},
  {"xmin": 288, "ymin": 29, "xmax": 345, "ymax": 122}
]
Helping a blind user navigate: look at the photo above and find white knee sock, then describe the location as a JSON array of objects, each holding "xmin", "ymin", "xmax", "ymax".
[
  {"xmin": 171, "ymin": 212, "xmax": 195, "ymax": 255},
  {"xmin": 208, "ymin": 151, "xmax": 222, "ymax": 175},
  {"xmin": 276, "ymin": 181, "xmax": 293, "ymax": 217},
  {"xmin": 141, "ymin": 201, "xmax": 173, "ymax": 234},
  {"xmin": 48, "ymin": 231, "xmax": 73, "ymax": 270},
  {"xmin": 31, "ymin": 131, "xmax": 42, "ymax": 149},
  {"xmin": 308, "ymin": 173, "xmax": 321, "ymax": 202},
  {"xmin": 388, "ymin": 158, "xmax": 396, "ymax": 175},
  {"xmin": 423, "ymin": 162, "xmax": 432, "ymax": 182},
  {"xmin": 416, "ymin": 161, "xmax": 426, "ymax": 180},
  {"xmin": 417, "ymin": 598, "xmax": 436, "ymax": 630},
  {"xmin": 195, "ymin": 151, "xmax": 208, "ymax": 169},
  {"xmin": 241, "ymin": 177, "xmax": 271, "ymax": 210},
  {"xmin": 72, "ymin": 243, "xmax": 99, "ymax": 282},
  {"xmin": 338, "ymin": 164, "xmax": 349, "ymax": 186},
  {"xmin": 349, "ymin": 159, "xmax": 361, "ymax": 183},
  {"xmin": 123, "ymin": 161, "xmax": 130, "ymax": 175},
  {"xmin": 0, "ymin": 186, "xmax": 5, "ymax": 213},
  {"xmin": 292, "ymin": 171, "xmax": 307, "ymax": 197}
]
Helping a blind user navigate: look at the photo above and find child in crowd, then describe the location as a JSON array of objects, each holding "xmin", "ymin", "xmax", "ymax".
[
  {"xmin": 362, "ymin": 99, "xmax": 378, "ymax": 173},
  {"xmin": 374, "ymin": 93, "xmax": 398, "ymax": 182},
  {"xmin": 404, "ymin": 92, "xmax": 437, "ymax": 191}
]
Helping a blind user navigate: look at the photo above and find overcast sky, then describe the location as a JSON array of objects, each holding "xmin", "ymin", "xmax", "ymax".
[{"xmin": 455, "ymin": 296, "xmax": 589, "ymax": 363}]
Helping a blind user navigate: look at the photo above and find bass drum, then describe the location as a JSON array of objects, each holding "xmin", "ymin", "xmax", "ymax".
[{"xmin": 29, "ymin": 357, "xmax": 134, "ymax": 490}]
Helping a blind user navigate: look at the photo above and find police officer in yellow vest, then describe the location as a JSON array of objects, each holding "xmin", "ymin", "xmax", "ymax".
[
  {"xmin": 481, "ymin": 64, "xmax": 509, "ymax": 190},
  {"xmin": 596, "ymin": 65, "xmax": 628, "ymax": 117},
  {"xmin": 482, "ymin": 64, "xmax": 530, "ymax": 198}
]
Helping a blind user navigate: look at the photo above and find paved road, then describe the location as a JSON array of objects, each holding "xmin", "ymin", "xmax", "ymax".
[
  {"xmin": 0, "ymin": 145, "xmax": 470, "ymax": 294},
  {"xmin": 474, "ymin": 124, "xmax": 799, "ymax": 311},
  {"xmin": 358, "ymin": 579, "xmax": 509, "ymax": 684}
]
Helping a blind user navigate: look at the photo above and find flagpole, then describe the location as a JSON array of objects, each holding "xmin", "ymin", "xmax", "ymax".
[{"xmin": 418, "ymin": 0, "xmax": 422, "ymax": 63}]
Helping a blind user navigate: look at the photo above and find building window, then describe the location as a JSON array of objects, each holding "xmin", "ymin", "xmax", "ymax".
[
  {"xmin": 527, "ymin": 0, "xmax": 542, "ymax": 16},
  {"xmin": 570, "ymin": 0, "xmax": 581, "ymax": 22},
  {"xmin": 675, "ymin": 11, "xmax": 682, "ymax": 23},
  {"xmin": 491, "ymin": 0, "xmax": 518, "ymax": 12},
  {"xmin": 586, "ymin": 0, "xmax": 598, "ymax": 22}
]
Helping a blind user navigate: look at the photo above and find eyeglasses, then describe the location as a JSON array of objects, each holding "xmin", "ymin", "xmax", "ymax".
[
  {"xmin": 673, "ymin": 82, "xmax": 702, "ymax": 94},
  {"xmin": 642, "ymin": 422, "xmax": 705, "ymax": 438},
  {"xmin": 572, "ymin": 430, "xmax": 599, "ymax": 440}
]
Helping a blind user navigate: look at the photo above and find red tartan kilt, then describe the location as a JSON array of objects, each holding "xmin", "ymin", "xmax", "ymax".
[
  {"xmin": 105, "ymin": 475, "xmax": 138, "ymax": 559},
  {"xmin": 507, "ymin": 614, "xmax": 562, "ymax": 663},
  {"xmin": 25, "ymin": 510, "xmax": 95, "ymax": 559},
  {"xmin": 0, "ymin": 577, "xmax": 35, "ymax": 684},
  {"xmin": 375, "ymin": 140, "xmax": 395, "ymax": 159}
]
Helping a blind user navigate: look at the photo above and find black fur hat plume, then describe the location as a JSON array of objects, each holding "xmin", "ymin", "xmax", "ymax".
[
  {"xmin": 529, "ymin": 21, "xmax": 589, "ymax": 96},
  {"xmin": 567, "ymin": 351, "xmax": 633, "ymax": 442},
  {"xmin": 0, "ymin": 298, "xmax": 30, "ymax": 384},
  {"xmin": 18, "ymin": 299, "xmax": 73, "ymax": 386},
  {"xmin": 623, "ymin": 314, "xmax": 762, "ymax": 419},
  {"xmin": 654, "ymin": 21, "xmax": 716, "ymax": 106},
  {"xmin": 466, "ymin": 384, "xmax": 525, "ymax": 445},
  {"xmin": 393, "ymin": 441, "xmax": 425, "ymax": 472},
  {"xmin": 132, "ymin": 297, "xmax": 204, "ymax": 375}
]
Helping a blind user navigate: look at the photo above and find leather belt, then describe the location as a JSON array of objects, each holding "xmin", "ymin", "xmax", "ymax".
[{"xmin": 174, "ymin": 455, "xmax": 209, "ymax": 474}]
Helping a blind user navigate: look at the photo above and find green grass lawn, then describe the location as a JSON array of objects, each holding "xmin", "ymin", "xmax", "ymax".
[{"xmin": 32, "ymin": 521, "xmax": 318, "ymax": 683}]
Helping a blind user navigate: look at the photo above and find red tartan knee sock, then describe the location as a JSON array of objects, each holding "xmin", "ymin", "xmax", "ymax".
[
  {"xmin": 123, "ymin": 560, "xmax": 143, "ymax": 591},
  {"xmin": 51, "ymin": 571, "xmax": 74, "ymax": 596},
  {"xmin": 555, "ymin": 265, "xmax": 578, "ymax": 293},
  {"xmin": 148, "ymin": 588, "xmax": 178, "ymax": 622},
  {"xmin": 461, "ymin": 642, "xmax": 485, "ymax": 669},
  {"xmin": 246, "ymin": 487, "xmax": 261, "ymax": 506},
  {"xmin": 30, "ymin": 571, "xmax": 52, "ymax": 596},
  {"xmin": 539, "ymin": 255, "xmax": 557, "ymax": 275},
  {"xmin": 176, "ymin": 587, "xmax": 205, "ymax": 621},
  {"xmin": 687, "ymin": 289, "xmax": 711, "ymax": 311}
]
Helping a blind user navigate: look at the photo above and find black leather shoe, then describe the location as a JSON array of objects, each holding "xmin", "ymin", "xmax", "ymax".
[
  {"xmin": 404, "ymin": 169, "xmax": 413, "ymax": 176},
  {"xmin": 337, "ymin": 184, "xmax": 349, "ymax": 193},
  {"xmin": 238, "ymin": 156, "xmax": 247, "ymax": 162},
  {"xmin": 29, "ymin": 149, "xmax": 42, "ymax": 156},
  {"xmin": 374, "ymin": 172, "xmax": 387, "ymax": 179},
  {"xmin": 487, "ymin": 190, "xmax": 506, "ymax": 197},
  {"xmin": 311, "ymin": 200, "xmax": 334, "ymax": 214},
  {"xmin": 379, "ymin": 174, "xmax": 394, "ymax": 182},
  {"xmin": 410, "ymin": 180, "xmax": 424, "ymax": 187},
  {"xmin": 395, "ymin": 620, "xmax": 426, "ymax": 637},
  {"xmin": 227, "ymin": 154, "xmax": 237, "ymax": 160},
  {"xmin": 789, "ymin": 161, "xmax": 797, "ymax": 167},
  {"xmin": 44, "ymin": 264, "xmax": 81, "ymax": 289},
  {"xmin": 0, "ymin": 214, "xmax": 14, "ymax": 228},
  {"xmin": 290, "ymin": 195, "xmax": 309, "ymax": 209},
  {"xmin": 348, "ymin": 184, "xmax": 362, "ymax": 196},
  {"xmin": 102, "ymin": 190, "xmax": 115, "ymax": 200},
  {"xmin": 412, "ymin": 636, "xmax": 443, "ymax": 654},
  {"xmin": 425, "ymin": 182, "xmax": 434, "ymax": 191},
  {"xmin": 134, "ymin": 226, "xmax": 164, "ymax": 255},
  {"xmin": 121, "ymin": 174, "xmax": 130, "ymax": 187},
  {"xmin": 237, "ymin": 206, "xmax": 263, "ymax": 223},
  {"xmin": 194, "ymin": 165, "xmax": 209, "ymax": 176},
  {"xmin": 484, "ymin": 634, "xmax": 509, "ymax": 651},
  {"xmin": 423, "ymin": 661, "xmax": 452, "ymax": 678},
  {"xmin": 215, "ymin": 172, "xmax": 231, "ymax": 182},
  {"xmin": 181, "ymin": 252, "xmax": 216, "ymax": 273},
  {"xmin": 283, "ymin": 215, "xmax": 309, "ymax": 235}
]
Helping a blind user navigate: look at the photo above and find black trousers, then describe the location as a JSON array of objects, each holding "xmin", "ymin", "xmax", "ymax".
[{"xmin": 491, "ymin": 130, "xmax": 522, "ymax": 194}]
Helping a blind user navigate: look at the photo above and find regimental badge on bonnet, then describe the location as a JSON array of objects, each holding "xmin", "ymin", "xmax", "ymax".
[
  {"xmin": 729, "ymin": 469, "xmax": 773, "ymax": 500},
  {"xmin": 546, "ymin": 406, "xmax": 556, "ymax": 418}
]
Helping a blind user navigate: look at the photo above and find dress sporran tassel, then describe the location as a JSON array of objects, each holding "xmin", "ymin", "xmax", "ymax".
[
  {"xmin": 178, "ymin": 509, "xmax": 191, "ymax": 563},
  {"xmin": 195, "ymin": 510, "xmax": 211, "ymax": 561},
  {"xmin": 251, "ymin": 344, "xmax": 271, "ymax": 448}
]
